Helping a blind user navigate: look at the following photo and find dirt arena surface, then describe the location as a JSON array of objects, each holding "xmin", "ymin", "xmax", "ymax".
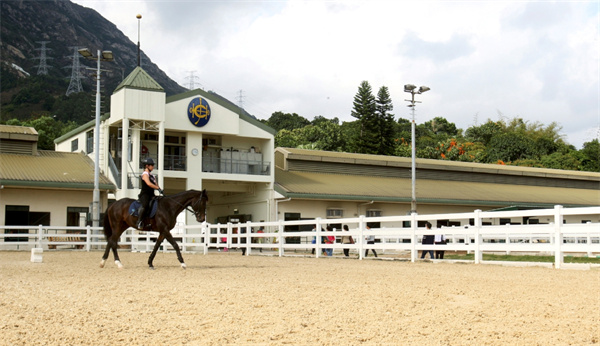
[{"xmin": 0, "ymin": 250, "xmax": 598, "ymax": 345}]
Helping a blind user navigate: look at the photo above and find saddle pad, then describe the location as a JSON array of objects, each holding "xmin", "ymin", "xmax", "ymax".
[{"xmin": 128, "ymin": 199, "xmax": 159, "ymax": 218}]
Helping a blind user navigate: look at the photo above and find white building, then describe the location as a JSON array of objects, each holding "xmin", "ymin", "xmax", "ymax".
[{"xmin": 55, "ymin": 67, "xmax": 277, "ymax": 227}]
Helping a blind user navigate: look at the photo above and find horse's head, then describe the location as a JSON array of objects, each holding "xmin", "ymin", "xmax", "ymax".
[{"xmin": 191, "ymin": 189, "xmax": 208, "ymax": 222}]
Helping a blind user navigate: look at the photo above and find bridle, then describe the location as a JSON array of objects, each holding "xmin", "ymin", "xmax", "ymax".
[{"xmin": 185, "ymin": 190, "xmax": 207, "ymax": 221}]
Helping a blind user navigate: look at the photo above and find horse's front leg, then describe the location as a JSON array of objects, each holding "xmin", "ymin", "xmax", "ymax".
[
  {"xmin": 111, "ymin": 239, "xmax": 123, "ymax": 269},
  {"xmin": 165, "ymin": 232, "xmax": 186, "ymax": 269},
  {"xmin": 148, "ymin": 234, "xmax": 165, "ymax": 270}
]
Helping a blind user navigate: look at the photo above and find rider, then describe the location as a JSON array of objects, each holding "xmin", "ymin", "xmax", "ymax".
[{"xmin": 137, "ymin": 158, "xmax": 163, "ymax": 229}]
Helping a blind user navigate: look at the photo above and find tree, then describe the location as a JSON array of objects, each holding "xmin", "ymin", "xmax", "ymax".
[
  {"xmin": 350, "ymin": 81, "xmax": 377, "ymax": 154},
  {"xmin": 266, "ymin": 111, "xmax": 310, "ymax": 132},
  {"xmin": 485, "ymin": 132, "xmax": 537, "ymax": 163},
  {"xmin": 578, "ymin": 139, "xmax": 600, "ymax": 172},
  {"xmin": 465, "ymin": 120, "xmax": 503, "ymax": 145},
  {"xmin": 374, "ymin": 86, "xmax": 396, "ymax": 155},
  {"xmin": 5, "ymin": 116, "xmax": 79, "ymax": 150}
]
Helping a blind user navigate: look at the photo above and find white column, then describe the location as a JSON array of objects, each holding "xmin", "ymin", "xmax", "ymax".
[
  {"xmin": 158, "ymin": 121, "xmax": 165, "ymax": 189},
  {"xmin": 554, "ymin": 205, "xmax": 564, "ymax": 269},
  {"xmin": 120, "ymin": 119, "xmax": 129, "ymax": 197}
]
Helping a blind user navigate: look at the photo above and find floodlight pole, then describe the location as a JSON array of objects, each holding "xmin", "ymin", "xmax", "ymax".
[
  {"xmin": 404, "ymin": 85, "xmax": 430, "ymax": 214},
  {"xmin": 93, "ymin": 49, "xmax": 101, "ymax": 230},
  {"xmin": 79, "ymin": 48, "xmax": 114, "ymax": 230}
]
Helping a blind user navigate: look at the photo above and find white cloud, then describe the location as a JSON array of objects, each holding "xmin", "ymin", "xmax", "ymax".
[{"xmin": 73, "ymin": 0, "xmax": 599, "ymax": 148}]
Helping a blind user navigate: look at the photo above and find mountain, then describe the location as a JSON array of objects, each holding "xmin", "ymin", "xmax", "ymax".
[{"xmin": 1, "ymin": 0, "xmax": 187, "ymax": 122}]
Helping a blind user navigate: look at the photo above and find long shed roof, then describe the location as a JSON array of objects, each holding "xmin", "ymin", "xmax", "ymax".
[
  {"xmin": 275, "ymin": 148, "xmax": 600, "ymax": 208},
  {"xmin": 0, "ymin": 151, "xmax": 115, "ymax": 190}
]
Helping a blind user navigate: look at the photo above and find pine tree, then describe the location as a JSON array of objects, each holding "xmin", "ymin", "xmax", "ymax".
[
  {"xmin": 351, "ymin": 81, "xmax": 377, "ymax": 154},
  {"xmin": 375, "ymin": 86, "xmax": 395, "ymax": 155}
]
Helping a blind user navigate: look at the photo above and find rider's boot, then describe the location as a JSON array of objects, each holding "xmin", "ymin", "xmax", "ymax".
[{"xmin": 136, "ymin": 206, "xmax": 145, "ymax": 229}]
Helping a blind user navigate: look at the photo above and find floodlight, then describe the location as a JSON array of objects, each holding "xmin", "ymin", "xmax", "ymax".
[
  {"xmin": 404, "ymin": 84, "xmax": 417, "ymax": 92},
  {"xmin": 418, "ymin": 86, "xmax": 430, "ymax": 93},
  {"xmin": 78, "ymin": 48, "xmax": 93, "ymax": 58},
  {"xmin": 101, "ymin": 51, "xmax": 114, "ymax": 61}
]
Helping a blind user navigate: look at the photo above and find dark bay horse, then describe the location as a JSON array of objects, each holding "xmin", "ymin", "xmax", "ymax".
[{"xmin": 101, "ymin": 189, "xmax": 208, "ymax": 269}]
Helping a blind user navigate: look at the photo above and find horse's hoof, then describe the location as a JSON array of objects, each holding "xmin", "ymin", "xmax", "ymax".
[
  {"xmin": 115, "ymin": 260, "xmax": 123, "ymax": 269},
  {"xmin": 149, "ymin": 266, "xmax": 155, "ymax": 270},
  {"xmin": 100, "ymin": 260, "xmax": 106, "ymax": 268},
  {"xmin": 181, "ymin": 263, "xmax": 187, "ymax": 270}
]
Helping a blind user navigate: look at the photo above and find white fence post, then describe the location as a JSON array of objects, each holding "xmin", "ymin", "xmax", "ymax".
[
  {"xmin": 278, "ymin": 220, "xmax": 284, "ymax": 257},
  {"xmin": 227, "ymin": 222, "xmax": 232, "ymax": 252},
  {"xmin": 505, "ymin": 226, "xmax": 511, "ymax": 255},
  {"xmin": 36, "ymin": 224, "xmax": 43, "ymax": 248},
  {"xmin": 315, "ymin": 218, "xmax": 322, "ymax": 258},
  {"xmin": 410, "ymin": 213, "xmax": 417, "ymax": 262},
  {"xmin": 358, "ymin": 216, "xmax": 365, "ymax": 260},
  {"xmin": 246, "ymin": 221, "xmax": 252, "ymax": 256},
  {"xmin": 86, "ymin": 225, "xmax": 91, "ymax": 252},
  {"xmin": 474, "ymin": 209, "xmax": 482, "ymax": 264},
  {"xmin": 203, "ymin": 223, "xmax": 209, "ymax": 255},
  {"xmin": 554, "ymin": 205, "xmax": 564, "ymax": 269}
]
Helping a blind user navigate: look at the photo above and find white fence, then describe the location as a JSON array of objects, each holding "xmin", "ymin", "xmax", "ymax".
[{"xmin": 1, "ymin": 205, "xmax": 599, "ymax": 269}]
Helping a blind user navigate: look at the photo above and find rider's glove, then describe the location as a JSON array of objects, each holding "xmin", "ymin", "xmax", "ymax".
[{"xmin": 158, "ymin": 188, "xmax": 164, "ymax": 195}]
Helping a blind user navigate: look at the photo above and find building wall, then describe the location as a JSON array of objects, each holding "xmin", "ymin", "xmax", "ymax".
[
  {"xmin": 110, "ymin": 89, "xmax": 166, "ymax": 122},
  {"xmin": 165, "ymin": 96, "xmax": 239, "ymax": 135},
  {"xmin": 0, "ymin": 187, "xmax": 107, "ymax": 226}
]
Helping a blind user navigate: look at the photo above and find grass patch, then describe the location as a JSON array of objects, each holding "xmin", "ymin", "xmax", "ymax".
[{"xmin": 444, "ymin": 253, "xmax": 600, "ymax": 264}]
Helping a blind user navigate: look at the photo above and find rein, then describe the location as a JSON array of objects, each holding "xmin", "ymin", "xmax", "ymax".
[{"xmin": 164, "ymin": 191, "xmax": 206, "ymax": 219}]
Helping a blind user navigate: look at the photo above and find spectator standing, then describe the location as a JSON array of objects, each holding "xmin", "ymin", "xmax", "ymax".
[
  {"xmin": 434, "ymin": 229, "xmax": 446, "ymax": 259},
  {"xmin": 256, "ymin": 226, "xmax": 264, "ymax": 253},
  {"xmin": 420, "ymin": 222, "xmax": 434, "ymax": 259},
  {"xmin": 324, "ymin": 226, "xmax": 335, "ymax": 256},
  {"xmin": 341, "ymin": 225, "xmax": 354, "ymax": 257},
  {"xmin": 364, "ymin": 225, "xmax": 378, "ymax": 258}
]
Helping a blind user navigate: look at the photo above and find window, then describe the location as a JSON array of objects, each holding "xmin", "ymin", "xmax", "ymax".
[
  {"xmin": 366, "ymin": 210, "xmax": 382, "ymax": 217},
  {"xmin": 86, "ymin": 131, "xmax": 93, "ymax": 153},
  {"xmin": 71, "ymin": 139, "xmax": 78, "ymax": 152},
  {"xmin": 4, "ymin": 205, "xmax": 50, "ymax": 242},
  {"xmin": 326, "ymin": 208, "xmax": 343, "ymax": 218}
]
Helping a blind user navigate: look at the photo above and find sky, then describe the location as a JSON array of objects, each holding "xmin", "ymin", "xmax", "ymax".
[{"xmin": 71, "ymin": 0, "xmax": 599, "ymax": 149}]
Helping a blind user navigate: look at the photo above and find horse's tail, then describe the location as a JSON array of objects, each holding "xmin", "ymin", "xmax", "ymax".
[{"xmin": 102, "ymin": 210, "xmax": 112, "ymax": 240}]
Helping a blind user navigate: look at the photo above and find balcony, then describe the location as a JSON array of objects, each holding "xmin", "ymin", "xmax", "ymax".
[
  {"xmin": 140, "ymin": 154, "xmax": 186, "ymax": 171},
  {"xmin": 202, "ymin": 157, "xmax": 270, "ymax": 175}
]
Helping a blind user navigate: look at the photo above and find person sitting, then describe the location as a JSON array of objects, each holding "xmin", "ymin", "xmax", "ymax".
[{"xmin": 137, "ymin": 158, "xmax": 162, "ymax": 229}]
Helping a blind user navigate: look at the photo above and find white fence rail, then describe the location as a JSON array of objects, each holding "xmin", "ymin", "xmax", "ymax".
[{"xmin": 1, "ymin": 205, "xmax": 599, "ymax": 269}]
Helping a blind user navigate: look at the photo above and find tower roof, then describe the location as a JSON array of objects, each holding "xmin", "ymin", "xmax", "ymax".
[{"xmin": 114, "ymin": 66, "xmax": 164, "ymax": 93}]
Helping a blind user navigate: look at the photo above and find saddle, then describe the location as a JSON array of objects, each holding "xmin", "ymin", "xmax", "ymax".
[{"xmin": 129, "ymin": 198, "xmax": 159, "ymax": 218}]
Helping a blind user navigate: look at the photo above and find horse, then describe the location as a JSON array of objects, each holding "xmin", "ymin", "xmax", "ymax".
[{"xmin": 101, "ymin": 189, "xmax": 208, "ymax": 269}]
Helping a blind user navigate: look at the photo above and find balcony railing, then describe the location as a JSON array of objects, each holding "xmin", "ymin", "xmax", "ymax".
[
  {"xmin": 203, "ymin": 157, "xmax": 270, "ymax": 175},
  {"xmin": 164, "ymin": 155, "xmax": 186, "ymax": 171}
]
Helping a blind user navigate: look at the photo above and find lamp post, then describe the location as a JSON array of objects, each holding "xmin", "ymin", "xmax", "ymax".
[
  {"xmin": 136, "ymin": 14, "xmax": 142, "ymax": 67},
  {"xmin": 404, "ymin": 84, "xmax": 430, "ymax": 214},
  {"xmin": 78, "ymin": 48, "xmax": 114, "ymax": 229}
]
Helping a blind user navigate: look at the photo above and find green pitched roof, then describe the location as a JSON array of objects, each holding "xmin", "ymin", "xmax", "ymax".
[
  {"xmin": 114, "ymin": 66, "xmax": 164, "ymax": 93},
  {"xmin": 0, "ymin": 151, "xmax": 116, "ymax": 190}
]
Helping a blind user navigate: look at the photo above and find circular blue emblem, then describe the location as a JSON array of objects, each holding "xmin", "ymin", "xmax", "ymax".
[{"xmin": 187, "ymin": 97, "xmax": 211, "ymax": 127}]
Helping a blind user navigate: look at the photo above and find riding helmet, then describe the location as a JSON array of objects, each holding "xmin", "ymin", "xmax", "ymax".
[{"xmin": 143, "ymin": 158, "xmax": 155, "ymax": 166}]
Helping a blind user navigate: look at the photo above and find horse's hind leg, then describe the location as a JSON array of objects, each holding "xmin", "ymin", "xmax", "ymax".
[
  {"xmin": 147, "ymin": 234, "xmax": 165, "ymax": 269},
  {"xmin": 165, "ymin": 232, "xmax": 186, "ymax": 269}
]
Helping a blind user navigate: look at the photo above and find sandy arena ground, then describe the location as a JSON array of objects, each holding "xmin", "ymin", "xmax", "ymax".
[{"xmin": 0, "ymin": 250, "xmax": 598, "ymax": 345}]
